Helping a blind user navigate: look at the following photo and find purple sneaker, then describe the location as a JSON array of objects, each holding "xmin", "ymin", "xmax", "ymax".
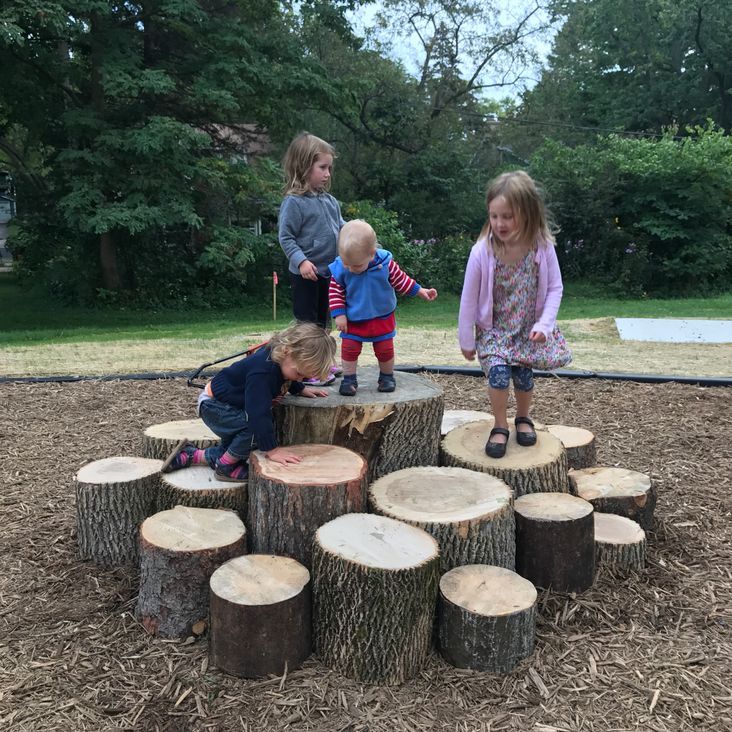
[
  {"xmin": 161, "ymin": 439, "xmax": 198, "ymax": 473},
  {"xmin": 214, "ymin": 460, "xmax": 249, "ymax": 482}
]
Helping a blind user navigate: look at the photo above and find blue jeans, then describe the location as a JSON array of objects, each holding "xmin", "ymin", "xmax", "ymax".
[
  {"xmin": 198, "ymin": 398, "xmax": 257, "ymax": 466},
  {"xmin": 488, "ymin": 365, "xmax": 534, "ymax": 391}
]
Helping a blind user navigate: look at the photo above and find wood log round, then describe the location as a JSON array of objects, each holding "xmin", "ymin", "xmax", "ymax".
[
  {"xmin": 274, "ymin": 366, "xmax": 444, "ymax": 481},
  {"xmin": 75, "ymin": 456, "xmax": 161, "ymax": 566},
  {"xmin": 441, "ymin": 420, "xmax": 569, "ymax": 497},
  {"xmin": 209, "ymin": 554, "xmax": 311, "ymax": 678},
  {"xmin": 312, "ymin": 513, "xmax": 440, "ymax": 685},
  {"xmin": 569, "ymin": 466, "xmax": 656, "ymax": 530},
  {"xmin": 157, "ymin": 466, "xmax": 247, "ymax": 515},
  {"xmin": 135, "ymin": 506, "xmax": 247, "ymax": 638},
  {"xmin": 368, "ymin": 466, "xmax": 515, "ymax": 573},
  {"xmin": 441, "ymin": 410, "xmax": 493, "ymax": 438},
  {"xmin": 438, "ymin": 565, "xmax": 537, "ymax": 673},
  {"xmin": 514, "ymin": 492, "xmax": 595, "ymax": 593},
  {"xmin": 141, "ymin": 418, "xmax": 218, "ymax": 459},
  {"xmin": 545, "ymin": 424, "xmax": 597, "ymax": 470},
  {"xmin": 248, "ymin": 444, "xmax": 367, "ymax": 568},
  {"xmin": 594, "ymin": 513, "xmax": 646, "ymax": 572}
]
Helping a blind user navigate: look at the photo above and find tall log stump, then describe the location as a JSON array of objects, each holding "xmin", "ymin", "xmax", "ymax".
[
  {"xmin": 141, "ymin": 418, "xmax": 218, "ymax": 459},
  {"xmin": 441, "ymin": 410, "xmax": 493, "ymax": 438},
  {"xmin": 312, "ymin": 513, "xmax": 439, "ymax": 685},
  {"xmin": 209, "ymin": 555, "xmax": 311, "ymax": 678},
  {"xmin": 514, "ymin": 492, "xmax": 595, "ymax": 593},
  {"xmin": 75, "ymin": 456, "xmax": 161, "ymax": 565},
  {"xmin": 569, "ymin": 466, "xmax": 656, "ymax": 530},
  {"xmin": 248, "ymin": 444, "xmax": 367, "ymax": 567},
  {"xmin": 275, "ymin": 366, "xmax": 443, "ymax": 481},
  {"xmin": 441, "ymin": 420, "xmax": 569, "ymax": 497},
  {"xmin": 158, "ymin": 467, "xmax": 247, "ymax": 516},
  {"xmin": 135, "ymin": 506, "xmax": 246, "ymax": 637},
  {"xmin": 368, "ymin": 466, "xmax": 515, "ymax": 573},
  {"xmin": 438, "ymin": 565, "xmax": 537, "ymax": 673},
  {"xmin": 545, "ymin": 425, "xmax": 597, "ymax": 470},
  {"xmin": 594, "ymin": 513, "xmax": 646, "ymax": 572}
]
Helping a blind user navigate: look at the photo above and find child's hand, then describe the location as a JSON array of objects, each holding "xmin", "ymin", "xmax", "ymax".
[
  {"xmin": 265, "ymin": 446, "xmax": 303, "ymax": 465},
  {"xmin": 418, "ymin": 287, "xmax": 438, "ymax": 301},
  {"xmin": 300, "ymin": 386, "xmax": 329, "ymax": 398},
  {"xmin": 529, "ymin": 330, "xmax": 547, "ymax": 343},
  {"xmin": 461, "ymin": 348, "xmax": 476, "ymax": 361},
  {"xmin": 298, "ymin": 260, "xmax": 318, "ymax": 281},
  {"xmin": 335, "ymin": 315, "xmax": 348, "ymax": 332}
]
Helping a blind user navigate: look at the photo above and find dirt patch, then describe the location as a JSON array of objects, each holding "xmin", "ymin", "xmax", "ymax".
[{"xmin": 1, "ymin": 376, "xmax": 730, "ymax": 731}]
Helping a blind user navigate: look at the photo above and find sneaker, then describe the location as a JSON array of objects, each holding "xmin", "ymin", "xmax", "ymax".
[
  {"xmin": 303, "ymin": 373, "xmax": 336, "ymax": 387},
  {"xmin": 330, "ymin": 365, "xmax": 343, "ymax": 378},
  {"xmin": 161, "ymin": 439, "xmax": 197, "ymax": 473},
  {"xmin": 339, "ymin": 376, "xmax": 358, "ymax": 396},
  {"xmin": 377, "ymin": 373, "xmax": 396, "ymax": 393},
  {"xmin": 214, "ymin": 460, "xmax": 249, "ymax": 482}
]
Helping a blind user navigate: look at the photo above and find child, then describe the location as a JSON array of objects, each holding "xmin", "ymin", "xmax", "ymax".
[
  {"xmin": 161, "ymin": 322, "xmax": 336, "ymax": 480},
  {"xmin": 458, "ymin": 170, "xmax": 571, "ymax": 459},
  {"xmin": 329, "ymin": 219, "xmax": 437, "ymax": 396}
]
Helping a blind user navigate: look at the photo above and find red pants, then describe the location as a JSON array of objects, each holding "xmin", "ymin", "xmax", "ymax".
[{"xmin": 341, "ymin": 338, "xmax": 394, "ymax": 364}]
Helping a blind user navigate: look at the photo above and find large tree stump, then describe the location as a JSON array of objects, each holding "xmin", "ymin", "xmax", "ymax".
[
  {"xmin": 594, "ymin": 513, "xmax": 646, "ymax": 572},
  {"xmin": 569, "ymin": 466, "xmax": 656, "ymax": 530},
  {"xmin": 545, "ymin": 425, "xmax": 597, "ymax": 470},
  {"xmin": 141, "ymin": 418, "xmax": 218, "ymax": 460},
  {"xmin": 441, "ymin": 420, "xmax": 569, "ymax": 497},
  {"xmin": 157, "ymin": 466, "xmax": 247, "ymax": 516},
  {"xmin": 248, "ymin": 444, "xmax": 367, "ymax": 568},
  {"xmin": 275, "ymin": 366, "xmax": 443, "ymax": 481},
  {"xmin": 438, "ymin": 565, "xmax": 537, "ymax": 673},
  {"xmin": 135, "ymin": 506, "xmax": 246, "ymax": 638},
  {"xmin": 514, "ymin": 492, "xmax": 595, "ymax": 593},
  {"xmin": 368, "ymin": 466, "xmax": 515, "ymax": 573},
  {"xmin": 441, "ymin": 410, "xmax": 493, "ymax": 437},
  {"xmin": 312, "ymin": 513, "xmax": 439, "ymax": 685},
  {"xmin": 75, "ymin": 456, "xmax": 161, "ymax": 565},
  {"xmin": 209, "ymin": 555, "xmax": 311, "ymax": 678}
]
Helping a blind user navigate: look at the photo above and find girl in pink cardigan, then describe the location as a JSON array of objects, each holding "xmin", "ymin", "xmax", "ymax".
[{"xmin": 458, "ymin": 171, "xmax": 571, "ymax": 458}]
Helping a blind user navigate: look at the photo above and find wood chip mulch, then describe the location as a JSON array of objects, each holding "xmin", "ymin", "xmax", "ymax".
[{"xmin": 0, "ymin": 375, "xmax": 730, "ymax": 731}]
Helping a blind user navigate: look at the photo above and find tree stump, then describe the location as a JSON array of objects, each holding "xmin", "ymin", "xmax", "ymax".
[
  {"xmin": 594, "ymin": 513, "xmax": 646, "ymax": 572},
  {"xmin": 569, "ymin": 466, "xmax": 656, "ymax": 530},
  {"xmin": 209, "ymin": 555, "xmax": 311, "ymax": 678},
  {"xmin": 75, "ymin": 456, "xmax": 161, "ymax": 565},
  {"xmin": 141, "ymin": 418, "xmax": 218, "ymax": 459},
  {"xmin": 135, "ymin": 506, "xmax": 246, "ymax": 638},
  {"xmin": 248, "ymin": 444, "xmax": 367, "ymax": 568},
  {"xmin": 368, "ymin": 466, "xmax": 515, "ymax": 573},
  {"xmin": 312, "ymin": 513, "xmax": 439, "ymax": 685},
  {"xmin": 274, "ymin": 366, "xmax": 444, "ymax": 481},
  {"xmin": 441, "ymin": 410, "xmax": 493, "ymax": 438},
  {"xmin": 545, "ymin": 424, "xmax": 597, "ymax": 470},
  {"xmin": 438, "ymin": 565, "xmax": 537, "ymax": 673},
  {"xmin": 158, "ymin": 466, "xmax": 247, "ymax": 516},
  {"xmin": 514, "ymin": 492, "xmax": 595, "ymax": 593},
  {"xmin": 441, "ymin": 420, "xmax": 569, "ymax": 497}
]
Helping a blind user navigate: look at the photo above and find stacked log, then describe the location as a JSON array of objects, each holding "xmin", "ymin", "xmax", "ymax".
[
  {"xmin": 141, "ymin": 419, "xmax": 218, "ymax": 460},
  {"xmin": 545, "ymin": 425, "xmax": 597, "ymax": 470},
  {"xmin": 594, "ymin": 513, "xmax": 646, "ymax": 572},
  {"xmin": 157, "ymin": 466, "xmax": 247, "ymax": 516}
]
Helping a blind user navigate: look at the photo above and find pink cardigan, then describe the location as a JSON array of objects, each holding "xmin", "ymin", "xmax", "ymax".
[{"xmin": 458, "ymin": 237, "xmax": 564, "ymax": 352}]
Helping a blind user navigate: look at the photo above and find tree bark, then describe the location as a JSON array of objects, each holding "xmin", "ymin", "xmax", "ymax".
[
  {"xmin": 141, "ymin": 418, "xmax": 218, "ymax": 460},
  {"xmin": 594, "ymin": 513, "xmax": 646, "ymax": 573},
  {"xmin": 545, "ymin": 424, "xmax": 597, "ymax": 470},
  {"xmin": 158, "ymin": 467, "xmax": 247, "ymax": 515}
]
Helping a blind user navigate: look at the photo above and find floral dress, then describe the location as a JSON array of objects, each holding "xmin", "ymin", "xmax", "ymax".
[{"xmin": 477, "ymin": 249, "xmax": 571, "ymax": 372}]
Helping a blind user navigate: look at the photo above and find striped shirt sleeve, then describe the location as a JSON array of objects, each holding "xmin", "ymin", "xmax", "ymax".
[
  {"xmin": 329, "ymin": 277, "xmax": 347, "ymax": 316},
  {"xmin": 388, "ymin": 259, "xmax": 421, "ymax": 296}
]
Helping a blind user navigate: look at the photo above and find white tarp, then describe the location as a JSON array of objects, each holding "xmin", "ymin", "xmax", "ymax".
[{"xmin": 615, "ymin": 318, "xmax": 732, "ymax": 344}]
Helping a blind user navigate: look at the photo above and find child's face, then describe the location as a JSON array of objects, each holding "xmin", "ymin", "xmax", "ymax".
[
  {"xmin": 307, "ymin": 153, "xmax": 333, "ymax": 192},
  {"xmin": 489, "ymin": 195, "xmax": 521, "ymax": 243},
  {"xmin": 342, "ymin": 248, "xmax": 375, "ymax": 274},
  {"xmin": 279, "ymin": 355, "xmax": 313, "ymax": 382}
]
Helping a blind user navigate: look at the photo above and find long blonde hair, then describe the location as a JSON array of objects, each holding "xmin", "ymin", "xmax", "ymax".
[
  {"xmin": 282, "ymin": 132, "xmax": 336, "ymax": 196},
  {"xmin": 269, "ymin": 322, "xmax": 336, "ymax": 381}
]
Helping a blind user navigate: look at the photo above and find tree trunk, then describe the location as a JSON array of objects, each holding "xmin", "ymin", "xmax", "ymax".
[
  {"xmin": 141, "ymin": 418, "xmax": 218, "ymax": 460},
  {"xmin": 594, "ymin": 513, "xmax": 646, "ymax": 572},
  {"xmin": 158, "ymin": 467, "xmax": 247, "ymax": 515},
  {"xmin": 545, "ymin": 424, "xmax": 597, "ymax": 470}
]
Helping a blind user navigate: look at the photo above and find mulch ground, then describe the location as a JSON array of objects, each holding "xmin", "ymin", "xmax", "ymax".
[{"xmin": 1, "ymin": 375, "xmax": 730, "ymax": 732}]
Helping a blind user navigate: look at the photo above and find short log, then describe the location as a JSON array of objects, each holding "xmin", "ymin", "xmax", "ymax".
[
  {"xmin": 312, "ymin": 513, "xmax": 439, "ymax": 685},
  {"xmin": 545, "ymin": 424, "xmax": 597, "ymax": 470},
  {"xmin": 441, "ymin": 420, "xmax": 569, "ymax": 497},
  {"xmin": 158, "ymin": 466, "xmax": 247, "ymax": 516},
  {"xmin": 141, "ymin": 418, "xmax": 218, "ymax": 459},
  {"xmin": 275, "ymin": 366, "xmax": 444, "ymax": 481},
  {"xmin": 75, "ymin": 456, "xmax": 161, "ymax": 565},
  {"xmin": 135, "ymin": 506, "xmax": 247, "ymax": 637},
  {"xmin": 438, "ymin": 565, "xmax": 537, "ymax": 673},
  {"xmin": 368, "ymin": 466, "xmax": 515, "ymax": 573},
  {"xmin": 594, "ymin": 513, "xmax": 646, "ymax": 572},
  {"xmin": 209, "ymin": 555, "xmax": 311, "ymax": 678},
  {"xmin": 514, "ymin": 492, "xmax": 595, "ymax": 593},
  {"xmin": 441, "ymin": 410, "xmax": 493, "ymax": 438},
  {"xmin": 248, "ymin": 444, "xmax": 366, "ymax": 567},
  {"xmin": 569, "ymin": 466, "xmax": 656, "ymax": 530}
]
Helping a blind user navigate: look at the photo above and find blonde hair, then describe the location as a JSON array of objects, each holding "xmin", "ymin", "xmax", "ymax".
[
  {"xmin": 282, "ymin": 132, "xmax": 336, "ymax": 196},
  {"xmin": 479, "ymin": 170, "xmax": 555, "ymax": 251},
  {"xmin": 269, "ymin": 322, "xmax": 336, "ymax": 381},
  {"xmin": 338, "ymin": 219, "xmax": 377, "ymax": 263}
]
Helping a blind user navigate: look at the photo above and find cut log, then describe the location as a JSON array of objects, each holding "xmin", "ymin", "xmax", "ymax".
[
  {"xmin": 209, "ymin": 555, "xmax": 311, "ymax": 678},
  {"xmin": 135, "ymin": 506, "xmax": 246, "ymax": 638},
  {"xmin": 441, "ymin": 420, "xmax": 569, "ymax": 497},
  {"xmin": 312, "ymin": 513, "xmax": 439, "ymax": 685},
  {"xmin": 157, "ymin": 466, "xmax": 247, "ymax": 516},
  {"xmin": 141, "ymin": 418, "xmax": 218, "ymax": 460},
  {"xmin": 569, "ymin": 466, "xmax": 655, "ymax": 530},
  {"xmin": 75, "ymin": 456, "xmax": 161, "ymax": 566},
  {"xmin": 441, "ymin": 410, "xmax": 493, "ymax": 437},
  {"xmin": 248, "ymin": 444, "xmax": 367, "ymax": 568},
  {"xmin": 368, "ymin": 466, "xmax": 515, "ymax": 573},
  {"xmin": 438, "ymin": 565, "xmax": 537, "ymax": 673},
  {"xmin": 275, "ymin": 366, "xmax": 444, "ymax": 481},
  {"xmin": 545, "ymin": 424, "xmax": 597, "ymax": 470},
  {"xmin": 594, "ymin": 513, "xmax": 646, "ymax": 572},
  {"xmin": 514, "ymin": 492, "xmax": 595, "ymax": 593}
]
